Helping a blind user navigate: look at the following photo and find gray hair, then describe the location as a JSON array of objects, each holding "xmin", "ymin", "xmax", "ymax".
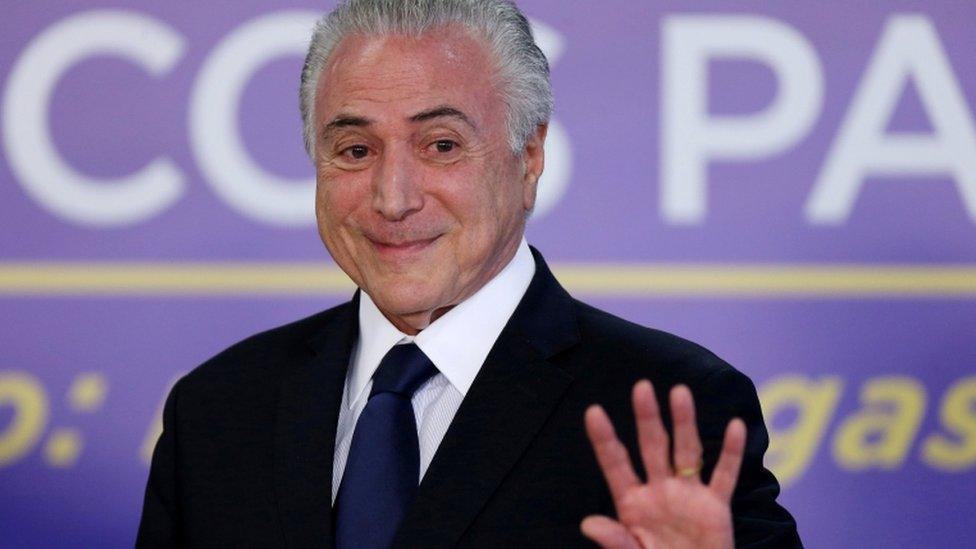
[{"xmin": 299, "ymin": 0, "xmax": 552, "ymax": 157}]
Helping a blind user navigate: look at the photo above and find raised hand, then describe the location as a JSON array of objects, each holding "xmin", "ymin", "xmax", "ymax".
[{"xmin": 581, "ymin": 380, "xmax": 746, "ymax": 549}]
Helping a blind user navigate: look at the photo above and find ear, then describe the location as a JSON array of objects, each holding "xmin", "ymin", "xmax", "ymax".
[{"xmin": 520, "ymin": 123, "xmax": 548, "ymax": 212}]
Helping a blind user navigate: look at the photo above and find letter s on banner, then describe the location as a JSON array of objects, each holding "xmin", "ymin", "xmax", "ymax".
[
  {"xmin": 660, "ymin": 15, "xmax": 823, "ymax": 224},
  {"xmin": 1, "ymin": 10, "xmax": 186, "ymax": 227},
  {"xmin": 527, "ymin": 18, "xmax": 572, "ymax": 220},
  {"xmin": 922, "ymin": 377, "xmax": 976, "ymax": 471}
]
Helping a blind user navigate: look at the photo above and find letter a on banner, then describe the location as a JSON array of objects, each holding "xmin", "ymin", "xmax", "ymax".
[
  {"xmin": 806, "ymin": 16, "xmax": 976, "ymax": 224},
  {"xmin": 833, "ymin": 377, "xmax": 926, "ymax": 470}
]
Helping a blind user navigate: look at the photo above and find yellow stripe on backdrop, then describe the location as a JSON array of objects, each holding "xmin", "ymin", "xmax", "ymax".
[{"xmin": 1, "ymin": 262, "xmax": 976, "ymax": 297}]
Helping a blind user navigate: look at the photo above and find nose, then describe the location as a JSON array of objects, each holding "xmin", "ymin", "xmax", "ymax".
[{"xmin": 371, "ymin": 144, "xmax": 423, "ymax": 221}]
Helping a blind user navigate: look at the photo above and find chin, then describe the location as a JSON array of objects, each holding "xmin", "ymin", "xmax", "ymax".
[{"xmin": 368, "ymin": 278, "xmax": 450, "ymax": 318}]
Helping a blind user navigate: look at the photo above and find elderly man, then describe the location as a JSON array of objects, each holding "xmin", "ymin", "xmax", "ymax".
[{"xmin": 138, "ymin": 0, "xmax": 800, "ymax": 547}]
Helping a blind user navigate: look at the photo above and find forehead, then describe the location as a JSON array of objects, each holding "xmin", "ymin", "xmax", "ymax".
[{"xmin": 315, "ymin": 26, "xmax": 501, "ymax": 125}]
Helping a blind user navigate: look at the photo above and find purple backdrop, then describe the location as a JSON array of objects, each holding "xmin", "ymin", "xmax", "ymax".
[{"xmin": 2, "ymin": 1, "xmax": 975, "ymax": 547}]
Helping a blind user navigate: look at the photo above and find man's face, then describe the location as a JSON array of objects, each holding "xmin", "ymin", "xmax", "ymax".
[{"xmin": 312, "ymin": 26, "xmax": 545, "ymax": 333}]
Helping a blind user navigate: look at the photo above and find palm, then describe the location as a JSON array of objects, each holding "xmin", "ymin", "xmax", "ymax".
[
  {"xmin": 581, "ymin": 381, "xmax": 746, "ymax": 549},
  {"xmin": 614, "ymin": 478, "xmax": 732, "ymax": 548}
]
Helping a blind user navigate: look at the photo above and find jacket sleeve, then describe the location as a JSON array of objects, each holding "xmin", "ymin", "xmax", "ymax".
[
  {"xmin": 136, "ymin": 377, "xmax": 184, "ymax": 548},
  {"xmin": 696, "ymin": 366, "xmax": 803, "ymax": 548}
]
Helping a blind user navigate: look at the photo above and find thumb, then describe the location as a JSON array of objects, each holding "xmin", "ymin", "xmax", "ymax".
[{"xmin": 580, "ymin": 515, "xmax": 642, "ymax": 549}]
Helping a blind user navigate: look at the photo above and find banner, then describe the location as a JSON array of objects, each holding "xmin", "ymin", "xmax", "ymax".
[{"xmin": 2, "ymin": 2, "xmax": 974, "ymax": 547}]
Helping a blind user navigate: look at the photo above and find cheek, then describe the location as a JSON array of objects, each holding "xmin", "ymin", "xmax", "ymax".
[
  {"xmin": 317, "ymin": 177, "xmax": 360, "ymax": 228},
  {"xmin": 437, "ymin": 165, "xmax": 521, "ymax": 231},
  {"xmin": 477, "ymin": 170, "xmax": 525, "ymax": 227},
  {"xmin": 432, "ymin": 182, "xmax": 491, "ymax": 234},
  {"xmin": 315, "ymin": 187, "xmax": 337, "ymax": 235},
  {"xmin": 316, "ymin": 186, "xmax": 362, "ymax": 263},
  {"xmin": 444, "ymin": 193, "xmax": 515, "ymax": 263}
]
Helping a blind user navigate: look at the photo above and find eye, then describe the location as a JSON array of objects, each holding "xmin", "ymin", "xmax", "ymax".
[
  {"xmin": 422, "ymin": 138, "xmax": 462, "ymax": 164},
  {"xmin": 342, "ymin": 145, "xmax": 370, "ymax": 159},
  {"xmin": 433, "ymin": 139, "xmax": 456, "ymax": 153}
]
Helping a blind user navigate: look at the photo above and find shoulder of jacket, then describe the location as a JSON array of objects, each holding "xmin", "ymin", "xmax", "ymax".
[
  {"xmin": 570, "ymin": 299, "xmax": 736, "ymax": 382},
  {"xmin": 177, "ymin": 300, "xmax": 353, "ymax": 391}
]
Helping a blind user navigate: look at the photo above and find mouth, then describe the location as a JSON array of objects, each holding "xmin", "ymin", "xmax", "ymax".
[{"xmin": 366, "ymin": 234, "xmax": 442, "ymax": 258}]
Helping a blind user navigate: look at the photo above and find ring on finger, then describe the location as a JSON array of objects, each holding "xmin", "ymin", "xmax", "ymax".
[{"xmin": 675, "ymin": 461, "xmax": 702, "ymax": 478}]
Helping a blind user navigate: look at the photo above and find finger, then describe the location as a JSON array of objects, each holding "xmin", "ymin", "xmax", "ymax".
[
  {"xmin": 632, "ymin": 380, "xmax": 670, "ymax": 483},
  {"xmin": 628, "ymin": 526, "xmax": 656, "ymax": 548},
  {"xmin": 580, "ymin": 515, "xmax": 641, "ymax": 549},
  {"xmin": 709, "ymin": 418, "xmax": 747, "ymax": 502},
  {"xmin": 585, "ymin": 405, "xmax": 641, "ymax": 503},
  {"xmin": 669, "ymin": 385, "xmax": 704, "ymax": 481}
]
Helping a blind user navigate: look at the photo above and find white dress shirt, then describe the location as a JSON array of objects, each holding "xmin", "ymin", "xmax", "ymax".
[{"xmin": 331, "ymin": 238, "xmax": 536, "ymax": 503}]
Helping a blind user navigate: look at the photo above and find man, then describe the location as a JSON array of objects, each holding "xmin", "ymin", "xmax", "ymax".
[{"xmin": 138, "ymin": 1, "xmax": 801, "ymax": 547}]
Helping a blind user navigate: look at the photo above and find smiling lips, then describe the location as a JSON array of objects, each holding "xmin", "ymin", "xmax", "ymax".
[{"xmin": 367, "ymin": 234, "xmax": 442, "ymax": 258}]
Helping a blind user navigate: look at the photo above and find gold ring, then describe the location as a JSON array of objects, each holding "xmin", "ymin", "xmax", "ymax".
[{"xmin": 676, "ymin": 462, "xmax": 702, "ymax": 478}]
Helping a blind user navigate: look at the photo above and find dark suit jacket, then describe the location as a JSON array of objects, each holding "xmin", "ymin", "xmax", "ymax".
[{"xmin": 137, "ymin": 249, "xmax": 801, "ymax": 547}]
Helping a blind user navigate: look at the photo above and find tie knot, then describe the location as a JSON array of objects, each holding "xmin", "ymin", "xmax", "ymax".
[{"xmin": 370, "ymin": 343, "xmax": 438, "ymax": 398}]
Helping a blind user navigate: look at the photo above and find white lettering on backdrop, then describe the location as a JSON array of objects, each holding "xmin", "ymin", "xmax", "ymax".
[
  {"xmin": 189, "ymin": 11, "xmax": 321, "ymax": 227},
  {"xmin": 805, "ymin": 15, "xmax": 976, "ymax": 224},
  {"xmin": 660, "ymin": 14, "xmax": 976, "ymax": 226},
  {"xmin": 660, "ymin": 15, "xmax": 823, "ymax": 225},
  {"xmin": 1, "ymin": 11, "xmax": 186, "ymax": 226},
  {"xmin": 2, "ymin": 11, "xmax": 973, "ymax": 227},
  {"xmin": 0, "ymin": 10, "xmax": 571, "ymax": 227}
]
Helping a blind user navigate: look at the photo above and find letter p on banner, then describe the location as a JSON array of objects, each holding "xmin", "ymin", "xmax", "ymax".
[{"xmin": 660, "ymin": 15, "xmax": 823, "ymax": 224}]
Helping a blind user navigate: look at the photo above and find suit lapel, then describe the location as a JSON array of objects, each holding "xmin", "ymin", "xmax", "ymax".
[
  {"xmin": 395, "ymin": 249, "xmax": 580, "ymax": 547},
  {"xmin": 274, "ymin": 295, "xmax": 359, "ymax": 548}
]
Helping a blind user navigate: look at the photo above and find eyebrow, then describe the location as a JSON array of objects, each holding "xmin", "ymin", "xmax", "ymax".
[
  {"xmin": 320, "ymin": 105, "xmax": 476, "ymax": 142},
  {"xmin": 409, "ymin": 106, "xmax": 477, "ymax": 130},
  {"xmin": 321, "ymin": 115, "xmax": 372, "ymax": 141}
]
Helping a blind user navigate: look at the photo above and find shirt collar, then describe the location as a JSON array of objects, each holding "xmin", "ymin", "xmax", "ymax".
[{"xmin": 347, "ymin": 238, "xmax": 536, "ymax": 408}]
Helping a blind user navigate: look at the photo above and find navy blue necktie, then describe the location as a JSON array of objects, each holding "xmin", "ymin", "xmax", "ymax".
[{"xmin": 335, "ymin": 343, "xmax": 438, "ymax": 549}]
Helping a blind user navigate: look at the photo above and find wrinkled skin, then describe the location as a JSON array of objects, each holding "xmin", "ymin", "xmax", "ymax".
[{"xmin": 312, "ymin": 26, "xmax": 545, "ymax": 334}]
